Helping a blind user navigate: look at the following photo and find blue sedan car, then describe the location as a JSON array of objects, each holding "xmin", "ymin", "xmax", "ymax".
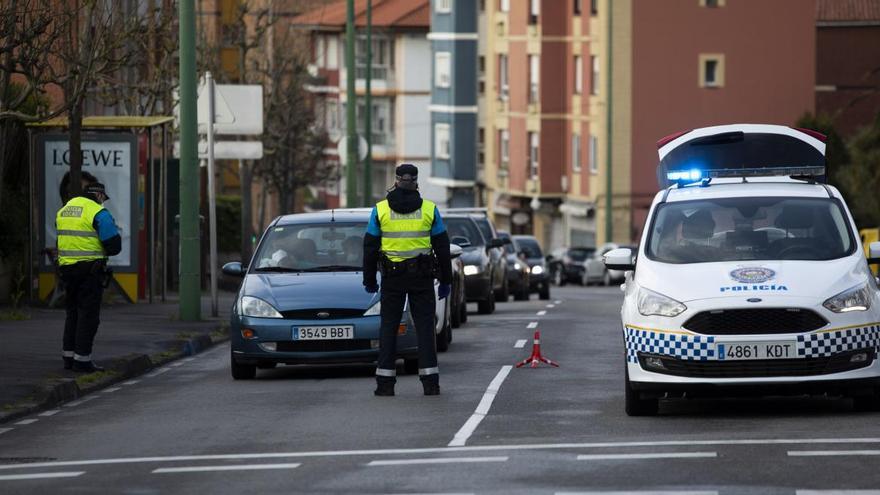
[{"xmin": 222, "ymin": 209, "xmax": 438, "ymax": 379}]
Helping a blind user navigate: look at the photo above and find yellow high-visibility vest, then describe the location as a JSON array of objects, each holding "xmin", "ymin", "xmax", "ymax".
[
  {"xmin": 56, "ymin": 196, "xmax": 106, "ymax": 266},
  {"xmin": 377, "ymin": 199, "xmax": 435, "ymax": 262}
]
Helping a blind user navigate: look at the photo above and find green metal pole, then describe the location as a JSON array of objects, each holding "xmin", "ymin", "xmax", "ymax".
[
  {"xmin": 178, "ymin": 0, "xmax": 201, "ymax": 320},
  {"xmin": 363, "ymin": 0, "xmax": 372, "ymax": 207},
  {"xmin": 604, "ymin": 0, "xmax": 614, "ymax": 243},
  {"xmin": 345, "ymin": 0, "xmax": 358, "ymax": 207}
]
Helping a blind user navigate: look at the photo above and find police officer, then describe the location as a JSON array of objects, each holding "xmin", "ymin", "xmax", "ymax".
[
  {"xmin": 56, "ymin": 178, "xmax": 121, "ymax": 372},
  {"xmin": 363, "ymin": 164, "xmax": 453, "ymax": 396}
]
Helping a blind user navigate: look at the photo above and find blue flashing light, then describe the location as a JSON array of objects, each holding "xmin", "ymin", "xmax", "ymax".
[{"xmin": 666, "ymin": 169, "xmax": 703, "ymax": 182}]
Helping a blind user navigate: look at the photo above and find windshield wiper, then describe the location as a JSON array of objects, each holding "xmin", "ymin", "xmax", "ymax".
[
  {"xmin": 300, "ymin": 265, "xmax": 362, "ymax": 272},
  {"xmin": 252, "ymin": 266, "xmax": 304, "ymax": 273}
]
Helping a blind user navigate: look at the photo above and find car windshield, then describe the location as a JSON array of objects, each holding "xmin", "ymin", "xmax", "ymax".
[
  {"xmin": 646, "ymin": 197, "xmax": 854, "ymax": 263},
  {"xmin": 516, "ymin": 238, "xmax": 543, "ymax": 258},
  {"xmin": 499, "ymin": 234, "xmax": 516, "ymax": 254},
  {"xmin": 446, "ymin": 217, "xmax": 485, "ymax": 247},
  {"xmin": 472, "ymin": 217, "xmax": 494, "ymax": 242},
  {"xmin": 568, "ymin": 248, "xmax": 593, "ymax": 261},
  {"xmin": 252, "ymin": 222, "xmax": 366, "ymax": 272}
]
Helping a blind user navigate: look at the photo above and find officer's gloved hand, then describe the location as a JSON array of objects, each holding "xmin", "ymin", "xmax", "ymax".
[
  {"xmin": 365, "ymin": 283, "xmax": 379, "ymax": 294},
  {"xmin": 437, "ymin": 284, "xmax": 451, "ymax": 300}
]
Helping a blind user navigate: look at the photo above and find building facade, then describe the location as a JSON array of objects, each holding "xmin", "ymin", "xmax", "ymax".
[{"xmin": 293, "ymin": 0, "xmax": 447, "ymax": 208}]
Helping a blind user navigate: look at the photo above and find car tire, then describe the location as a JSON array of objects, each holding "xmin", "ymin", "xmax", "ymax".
[
  {"xmin": 460, "ymin": 300, "xmax": 468, "ymax": 323},
  {"xmin": 403, "ymin": 358, "xmax": 419, "ymax": 375},
  {"xmin": 552, "ymin": 268, "xmax": 565, "ymax": 287},
  {"xmin": 539, "ymin": 284, "xmax": 550, "ymax": 300},
  {"xmin": 437, "ymin": 324, "xmax": 450, "ymax": 352},
  {"xmin": 625, "ymin": 368, "xmax": 658, "ymax": 416},
  {"xmin": 580, "ymin": 270, "xmax": 590, "ymax": 286},
  {"xmin": 231, "ymin": 351, "xmax": 256, "ymax": 380},
  {"xmin": 495, "ymin": 278, "xmax": 509, "ymax": 303},
  {"xmin": 451, "ymin": 296, "xmax": 462, "ymax": 328},
  {"xmin": 478, "ymin": 293, "xmax": 493, "ymax": 314},
  {"xmin": 603, "ymin": 271, "xmax": 612, "ymax": 287}
]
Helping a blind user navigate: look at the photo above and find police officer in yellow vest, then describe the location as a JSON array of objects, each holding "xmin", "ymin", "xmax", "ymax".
[
  {"xmin": 56, "ymin": 180, "xmax": 121, "ymax": 372},
  {"xmin": 363, "ymin": 164, "xmax": 453, "ymax": 396}
]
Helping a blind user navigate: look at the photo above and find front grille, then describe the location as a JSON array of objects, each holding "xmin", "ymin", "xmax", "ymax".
[
  {"xmin": 683, "ymin": 308, "xmax": 827, "ymax": 335},
  {"xmin": 276, "ymin": 340, "xmax": 372, "ymax": 353},
  {"xmin": 639, "ymin": 349, "xmax": 873, "ymax": 378},
  {"xmin": 279, "ymin": 308, "xmax": 365, "ymax": 320}
]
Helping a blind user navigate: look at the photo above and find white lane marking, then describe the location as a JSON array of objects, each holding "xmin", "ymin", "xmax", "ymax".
[
  {"xmin": 557, "ymin": 492, "xmax": 717, "ymax": 495},
  {"xmin": 536, "ymin": 310, "xmax": 547, "ymax": 316},
  {"xmin": 39, "ymin": 410, "xmax": 60, "ymax": 417},
  {"xmin": 170, "ymin": 362, "xmax": 184, "ymax": 367},
  {"xmin": 153, "ymin": 463, "xmax": 301, "ymax": 474},
  {"xmin": 8, "ymin": 438, "xmax": 880, "ymax": 471},
  {"xmin": 146, "ymin": 368, "xmax": 171, "ymax": 378},
  {"xmin": 122, "ymin": 380, "xmax": 140, "ymax": 386},
  {"xmin": 0, "ymin": 428, "xmax": 12, "ymax": 436},
  {"xmin": 797, "ymin": 491, "xmax": 880, "ymax": 495},
  {"xmin": 546, "ymin": 304, "xmax": 555, "ymax": 308},
  {"xmin": 368, "ymin": 456, "xmax": 508, "ymax": 466},
  {"xmin": 102, "ymin": 387, "xmax": 121, "ymax": 394},
  {"xmin": 182, "ymin": 357, "xmax": 195, "ymax": 363},
  {"xmin": 0, "ymin": 471, "xmax": 85, "ymax": 481},
  {"xmin": 789, "ymin": 450, "xmax": 880, "ymax": 457},
  {"xmin": 527, "ymin": 321, "xmax": 538, "ymax": 329},
  {"xmin": 14, "ymin": 419, "xmax": 38, "ymax": 426},
  {"xmin": 65, "ymin": 396, "xmax": 98, "ymax": 408},
  {"xmin": 554, "ymin": 300, "xmax": 562, "ymax": 304},
  {"xmin": 514, "ymin": 340, "xmax": 527, "ymax": 348},
  {"xmin": 577, "ymin": 452, "xmax": 717, "ymax": 461},
  {"xmin": 448, "ymin": 366, "xmax": 513, "ymax": 447}
]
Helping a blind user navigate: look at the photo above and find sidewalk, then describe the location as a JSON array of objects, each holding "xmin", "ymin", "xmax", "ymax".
[{"xmin": 0, "ymin": 292, "xmax": 235, "ymax": 423}]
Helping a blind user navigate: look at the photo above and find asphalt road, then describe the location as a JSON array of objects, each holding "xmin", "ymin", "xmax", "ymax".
[{"xmin": 3, "ymin": 286, "xmax": 880, "ymax": 494}]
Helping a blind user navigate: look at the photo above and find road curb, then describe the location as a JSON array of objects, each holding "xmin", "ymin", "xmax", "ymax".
[{"xmin": 0, "ymin": 330, "xmax": 229, "ymax": 424}]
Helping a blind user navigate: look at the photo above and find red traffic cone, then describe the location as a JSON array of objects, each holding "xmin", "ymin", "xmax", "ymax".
[{"xmin": 516, "ymin": 330, "xmax": 559, "ymax": 368}]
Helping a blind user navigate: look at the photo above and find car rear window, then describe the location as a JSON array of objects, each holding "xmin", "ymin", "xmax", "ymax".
[
  {"xmin": 446, "ymin": 217, "xmax": 486, "ymax": 247},
  {"xmin": 516, "ymin": 238, "xmax": 543, "ymax": 258},
  {"xmin": 569, "ymin": 248, "xmax": 593, "ymax": 261}
]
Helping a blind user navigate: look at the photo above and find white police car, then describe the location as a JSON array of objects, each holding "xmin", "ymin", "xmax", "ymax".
[{"xmin": 605, "ymin": 124, "xmax": 880, "ymax": 416}]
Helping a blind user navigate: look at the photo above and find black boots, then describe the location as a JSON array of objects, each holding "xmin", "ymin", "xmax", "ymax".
[
  {"xmin": 72, "ymin": 361, "xmax": 105, "ymax": 373},
  {"xmin": 63, "ymin": 357, "xmax": 74, "ymax": 370},
  {"xmin": 421, "ymin": 376, "xmax": 440, "ymax": 396},
  {"xmin": 374, "ymin": 381, "xmax": 395, "ymax": 397}
]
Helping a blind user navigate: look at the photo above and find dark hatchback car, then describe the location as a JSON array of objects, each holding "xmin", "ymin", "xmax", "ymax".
[
  {"xmin": 498, "ymin": 231, "xmax": 530, "ymax": 301},
  {"xmin": 513, "ymin": 235, "xmax": 550, "ymax": 300},
  {"xmin": 222, "ymin": 210, "xmax": 451, "ymax": 379},
  {"xmin": 548, "ymin": 246, "xmax": 595, "ymax": 286},
  {"xmin": 444, "ymin": 214, "xmax": 504, "ymax": 314}
]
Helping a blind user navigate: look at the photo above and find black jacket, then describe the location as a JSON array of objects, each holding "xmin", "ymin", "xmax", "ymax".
[{"xmin": 363, "ymin": 188, "xmax": 453, "ymax": 286}]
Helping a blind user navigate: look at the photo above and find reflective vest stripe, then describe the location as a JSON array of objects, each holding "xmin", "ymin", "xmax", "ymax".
[
  {"xmin": 56, "ymin": 230, "xmax": 99, "ymax": 238},
  {"xmin": 381, "ymin": 230, "xmax": 432, "ymax": 239},
  {"xmin": 58, "ymin": 249, "xmax": 105, "ymax": 257},
  {"xmin": 382, "ymin": 248, "xmax": 433, "ymax": 258}
]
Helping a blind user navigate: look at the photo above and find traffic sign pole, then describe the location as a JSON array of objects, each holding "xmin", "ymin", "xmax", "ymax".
[
  {"xmin": 345, "ymin": 0, "xmax": 358, "ymax": 208},
  {"xmin": 206, "ymin": 72, "xmax": 219, "ymax": 318}
]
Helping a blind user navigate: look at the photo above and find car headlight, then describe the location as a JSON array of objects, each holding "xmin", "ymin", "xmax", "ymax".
[
  {"xmin": 239, "ymin": 296, "xmax": 282, "ymax": 318},
  {"xmin": 637, "ymin": 288, "xmax": 686, "ymax": 317},
  {"xmin": 364, "ymin": 300, "xmax": 381, "ymax": 316},
  {"xmin": 531, "ymin": 265, "xmax": 544, "ymax": 275},
  {"xmin": 823, "ymin": 283, "xmax": 872, "ymax": 313},
  {"xmin": 513, "ymin": 262, "xmax": 522, "ymax": 270},
  {"xmin": 464, "ymin": 265, "xmax": 480, "ymax": 276}
]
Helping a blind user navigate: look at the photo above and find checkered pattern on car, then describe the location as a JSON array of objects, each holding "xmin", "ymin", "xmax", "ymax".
[
  {"xmin": 625, "ymin": 327, "xmax": 716, "ymax": 363},
  {"xmin": 797, "ymin": 325, "xmax": 880, "ymax": 358}
]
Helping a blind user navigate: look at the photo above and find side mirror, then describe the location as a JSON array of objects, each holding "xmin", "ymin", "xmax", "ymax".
[
  {"xmin": 545, "ymin": 255, "xmax": 553, "ymax": 262},
  {"xmin": 488, "ymin": 238, "xmax": 505, "ymax": 249},
  {"xmin": 222, "ymin": 261, "xmax": 246, "ymax": 277},
  {"xmin": 868, "ymin": 242, "xmax": 880, "ymax": 265},
  {"xmin": 604, "ymin": 248, "xmax": 635, "ymax": 271},
  {"xmin": 451, "ymin": 236, "xmax": 471, "ymax": 248},
  {"xmin": 502, "ymin": 237, "xmax": 512, "ymax": 245},
  {"xmin": 450, "ymin": 244, "xmax": 463, "ymax": 259}
]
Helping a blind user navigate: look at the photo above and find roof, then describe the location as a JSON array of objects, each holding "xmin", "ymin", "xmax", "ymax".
[
  {"xmin": 817, "ymin": 0, "xmax": 880, "ymax": 22},
  {"xmin": 27, "ymin": 116, "xmax": 174, "ymax": 128},
  {"xmin": 276, "ymin": 209, "xmax": 371, "ymax": 225},
  {"xmin": 290, "ymin": 0, "xmax": 429, "ymax": 30},
  {"xmin": 664, "ymin": 179, "xmax": 839, "ymax": 203}
]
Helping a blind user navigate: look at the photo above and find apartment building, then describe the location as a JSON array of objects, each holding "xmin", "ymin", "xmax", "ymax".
[
  {"xmin": 471, "ymin": 0, "xmax": 815, "ymax": 250},
  {"xmin": 292, "ymin": 0, "xmax": 447, "ymax": 207}
]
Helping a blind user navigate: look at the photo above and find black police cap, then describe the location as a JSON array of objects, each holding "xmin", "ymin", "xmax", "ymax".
[
  {"xmin": 395, "ymin": 163, "xmax": 418, "ymax": 180},
  {"xmin": 85, "ymin": 182, "xmax": 109, "ymax": 200}
]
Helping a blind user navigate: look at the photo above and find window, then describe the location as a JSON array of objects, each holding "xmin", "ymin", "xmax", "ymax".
[
  {"xmin": 326, "ymin": 99, "xmax": 339, "ymax": 132},
  {"xmin": 529, "ymin": 55, "xmax": 539, "ymax": 103},
  {"xmin": 574, "ymin": 0, "xmax": 582, "ymax": 15},
  {"xmin": 699, "ymin": 54, "xmax": 725, "ymax": 88},
  {"xmin": 479, "ymin": 55, "xmax": 485, "ymax": 75},
  {"xmin": 574, "ymin": 55, "xmax": 583, "ymax": 94},
  {"xmin": 480, "ymin": 0, "xmax": 485, "ymax": 12},
  {"xmin": 499, "ymin": 129, "xmax": 509, "ymax": 169},
  {"xmin": 499, "ymin": 54, "xmax": 509, "ymax": 100},
  {"xmin": 346, "ymin": 98, "xmax": 395, "ymax": 146},
  {"xmin": 591, "ymin": 0, "xmax": 598, "ymax": 15},
  {"xmin": 529, "ymin": 0, "xmax": 539, "ymax": 23},
  {"xmin": 529, "ymin": 132, "xmax": 539, "ymax": 178},
  {"xmin": 436, "ymin": 0, "xmax": 452, "ymax": 13},
  {"xmin": 315, "ymin": 36, "xmax": 325, "ymax": 67},
  {"xmin": 355, "ymin": 36, "xmax": 393, "ymax": 80},
  {"xmin": 326, "ymin": 36, "xmax": 339, "ymax": 69},
  {"xmin": 500, "ymin": 0, "xmax": 509, "ymax": 12},
  {"xmin": 589, "ymin": 134, "xmax": 598, "ymax": 174},
  {"xmin": 435, "ymin": 52, "xmax": 451, "ymax": 88},
  {"xmin": 590, "ymin": 55, "xmax": 599, "ymax": 95},
  {"xmin": 700, "ymin": 0, "xmax": 725, "ymax": 7},
  {"xmin": 572, "ymin": 133, "xmax": 581, "ymax": 172},
  {"xmin": 435, "ymin": 123, "xmax": 451, "ymax": 159}
]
